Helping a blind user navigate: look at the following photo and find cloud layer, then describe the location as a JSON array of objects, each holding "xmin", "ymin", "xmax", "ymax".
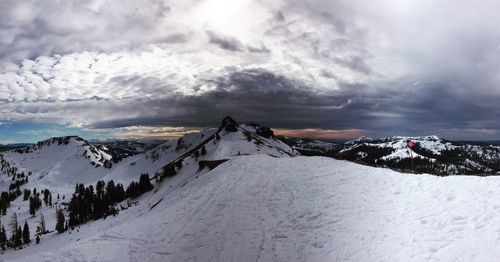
[{"xmin": 1, "ymin": 0, "xmax": 500, "ymax": 140}]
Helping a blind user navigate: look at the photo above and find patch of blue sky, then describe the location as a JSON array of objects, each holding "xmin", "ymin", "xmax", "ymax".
[{"xmin": 0, "ymin": 121, "xmax": 110, "ymax": 144}]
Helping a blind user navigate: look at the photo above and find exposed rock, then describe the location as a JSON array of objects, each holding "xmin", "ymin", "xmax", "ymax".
[{"xmin": 220, "ymin": 116, "xmax": 238, "ymax": 132}]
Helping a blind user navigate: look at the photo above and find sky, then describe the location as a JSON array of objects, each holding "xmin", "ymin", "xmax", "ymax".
[{"xmin": 1, "ymin": 0, "xmax": 500, "ymax": 143}]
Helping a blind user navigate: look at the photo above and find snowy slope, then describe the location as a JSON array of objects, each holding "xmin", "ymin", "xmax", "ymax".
[
  {"xmin": 103, "ymin": 119, "xmax": 296, "ymax": 183},
  {"xmin": 102, "ymin": 128, "xmax": 219, "ymax": 183},
  {"xmin": 0, "ymin": 117, "xmax": 297, "ymax": 260},
  {"xmin": 3, "ymin": 155, "xmax": 500, "ymax": 261},
  {"xmin": 337, "ymin": 136, "xmax": 500, "ymax": 175},
  {"xmin": 92, "ymin": 139, "xmax": 162, "ymax": 161},
  {"xmin": 0, "ymin": 136, "xmax": 113, "ymax": 192}
]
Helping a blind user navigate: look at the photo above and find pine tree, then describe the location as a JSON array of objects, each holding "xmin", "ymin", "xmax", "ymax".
[
  {"xmin": 0, "ymin": 191, "xmax": 9, "ymax": 215},
  {"xmin": 201, "ymin": 145, "xmax": 207, "ymax": 155},
  {"xmin": 165, "ymin": 164, "xmax": 176, "ymax": 177},
  {"xmin": 194, "ymin": 150, "xmax": 200, "ymax": 160},
  {"xmin": 0, "ymin": 225, "xmax": 6, "ymax": 250},
  {"xmin": 43, "ymin": 189, "xmax": 50, "ymax": 206},
  {"xmin": 23, "ymin": 188, "xmax": 31, "ymax": 201},
  {"xmin": 15, "ymin": 186, "xmax": 21, "ymax": 197},
  {"xmin": 105, "ymin": 180, "xmax": 116, "ymax": 205},
  {"xmin": 96, "ymin": 180, "xmax": 105, "ymax": 199},
  {"xmin": 23, "ymin": 221, "xmax": 30, "ymax": 244},
  {"xmin": 175, "ymin": 160, "xmax": 183, "ymax": 169},
  {"xmin": 68, "ymin": 210, "xmax": 79, "ymax": 227},
  {"xmin": 29, "ymin": 195, "xmax": 41, "ymax": 216},
  {"xmin": 29, "ymin": 197, "xmax": 36, "ymax": 216},
  {"xmin": 55, "ymin": 209, "xmax": 65, "ymax": 233},
  {"xmin": 115, "ymin": 183, "xmax": 125, "ymax": 203},
  {"xmin": 15, "ymin": 226, "xmax": 22, "ymax": 247},
  {"xmin": 139, "ymin": 174, "xmax": 153, "ymax": 193},
  {"xmin": 125, "ymin": 181, "xmax": 139, "ymax": 199}
]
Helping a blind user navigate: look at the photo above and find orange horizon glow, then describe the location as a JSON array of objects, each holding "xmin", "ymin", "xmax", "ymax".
[{"xmin": 274, "ymin": 128, "xmax": 364, "ymax": 139}]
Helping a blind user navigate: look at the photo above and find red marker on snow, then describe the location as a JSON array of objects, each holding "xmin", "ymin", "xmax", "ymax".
[{"xmin": 407, "ymin": 139, "xmax": 415, "ymax": 172}]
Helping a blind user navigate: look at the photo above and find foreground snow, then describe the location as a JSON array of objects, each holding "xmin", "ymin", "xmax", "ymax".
[{"xmin": 3, "ymin": 155, "xmax": 500, "ymax": 261}]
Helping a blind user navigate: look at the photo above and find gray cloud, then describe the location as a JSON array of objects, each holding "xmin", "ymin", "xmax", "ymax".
[
  {"xmin": 247, "ymin": 44, "xmax": 271, "ymax": 53},
  {"xmin": 84, "ymin": 69, "xmax": 385, "ymax": 131},
  {"xmin": 0, "ymin": 0, "xmax": 179, "ymax": 61},
  {"xmin": 206, "ymin": 31, "xmax": 245, "ymax": 52},
  {"xmin": 3, "ymin": 67, "xmax": 500, "ymax": 140},
  {"xmin": 206, "ymin": 31, "xmax": 271, "ymax": 54},
  {"xmin": 2, "ymin": 0, "xmax": 500, "ymax": 140},
  {"xmin": 334, "ymin": 56, "xmax": 371, "ymax": 75}
]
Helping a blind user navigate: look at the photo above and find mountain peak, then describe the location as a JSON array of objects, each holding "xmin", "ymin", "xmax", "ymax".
[
  {"xmin": 219, "ymin": 116, "xmax": 238, "ymax": 132},
  {"xmin": 16, "ymin": 136, "xmax": 89, "ymax": 153}
]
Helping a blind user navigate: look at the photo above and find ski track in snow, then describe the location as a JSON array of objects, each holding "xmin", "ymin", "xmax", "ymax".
[{"xmin": 3, "ymin": 155, "xmax": 500, "ymax": 261}]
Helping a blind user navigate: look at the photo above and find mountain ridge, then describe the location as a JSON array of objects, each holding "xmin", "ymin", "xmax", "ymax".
[{"xmin": 283, "ymin": 135, "xmax": 500, "ymax": 176}]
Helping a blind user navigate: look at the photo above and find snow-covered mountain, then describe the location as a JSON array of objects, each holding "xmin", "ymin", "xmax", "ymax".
[
  {"xmin": 336, "ymin": 135, "xmax": 500, "ymax": 175},
  {"xmin": 0, "ymin": 117, "xmax": 500, "ymax": 261},
  {"xmin": 0, "ymin": 117, "xmax": 299, "ymax": 261},
  {"xmin": 0, "ymin": 136, "xmax": 114, "ymax": 192},
  {"xmin": 4, "ymin": 118, "xmax": 500, "ymax": 261},
  {"xmin": 91, "ymin": 139, "xmax": 163, "ymax": 162},
  {"xmin": 0, "ymin": 144, "xmax": 32, "ymax": 153},
  {"xmin": 278, "ymin": 136, "xmax": 339, "ymax": 157},
  {"xmin": 102, "ymin": 116, "xmax": 296, "ymax": 183},
  {"xmin": 279, "ymin": 135, "xmax": 500, "ymax": 175},
  {"xmin": 4, "ymin": 154, "xmax": 500, "ymax": 261}
]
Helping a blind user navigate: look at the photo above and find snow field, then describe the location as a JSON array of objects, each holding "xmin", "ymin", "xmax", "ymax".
[{"xmin": 4, "ymin": 155, "xmax": 500, "ymax": 261}]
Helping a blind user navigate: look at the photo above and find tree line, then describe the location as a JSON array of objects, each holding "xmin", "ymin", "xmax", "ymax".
[{"xmin": 61, "ymin": 174, "xmax": 153, "ymax": 231}]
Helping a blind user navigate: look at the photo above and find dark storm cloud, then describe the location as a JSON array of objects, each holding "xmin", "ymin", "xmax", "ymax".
[
  {"xmin": 89, "ymin": 69, "xmax": 378, "ymax": 130},
  {"xmin": 5, "ymin": 66, "xmax": 500, "ymax": 139},
  {"xmin": 90, "ymin": 69, "xmax": 500, "ymax": 139}
]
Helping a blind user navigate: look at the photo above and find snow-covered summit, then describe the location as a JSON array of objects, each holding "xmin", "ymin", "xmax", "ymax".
[
  {"xmin": 0, "ymin": 136, "xmax": 114, "ymax": 191},
  {"xmin": 337, "ymin": 135, "xmax": 500, "ymax": 175},
  {"xmin": 104, "ymin": 116, "xmax": 297, "ymax": 183}
]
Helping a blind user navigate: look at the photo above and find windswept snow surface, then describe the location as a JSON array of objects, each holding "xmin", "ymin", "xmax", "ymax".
[{"xmin": 3, "ymin": 155, "xmax": 500, "ymax": 261}]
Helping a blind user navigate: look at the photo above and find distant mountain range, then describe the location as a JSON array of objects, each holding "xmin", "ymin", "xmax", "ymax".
[
  {"xmin": 3, "ymin": 129, "xmax": 500, "ymax": 177},
  {"xmin": 281, "ymin": 135, "xmax": 500, "ymax": 176}
]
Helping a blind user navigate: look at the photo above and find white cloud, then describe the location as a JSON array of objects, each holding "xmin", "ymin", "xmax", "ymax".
[
  {"xmin": 2, "ymin": 0, "xmax": 500, "ymax": 139},
  {"xmin": 0, "ymin": 0, "xmax": 378, "ymax": 128}
]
